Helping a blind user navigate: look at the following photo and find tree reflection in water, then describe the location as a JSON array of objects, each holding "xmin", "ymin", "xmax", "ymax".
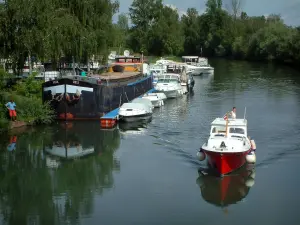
[{"xmin": 0, "ymin": 122, "xmax": 120, "ymax": 225}]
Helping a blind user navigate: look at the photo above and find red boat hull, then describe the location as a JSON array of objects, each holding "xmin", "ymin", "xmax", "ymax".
[{"xmin": 201, "ymin": 149, "xmax": 252, "ymax": 175}]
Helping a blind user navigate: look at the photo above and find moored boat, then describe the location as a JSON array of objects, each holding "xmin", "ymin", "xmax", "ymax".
[
  {"xmin": 197, "ymin": 112, "xmax": 256, "ymax": 176},
  {"xmin": 154, "ymin": 73, "xmax": 184, "ymax": 98},
  {"xmin": 118, "ymin": 98, "xmax": 153, "ymax": 122},
  {"xmin": 142, "ymin": 92, "xmax": 166, "ymax": 108},
  {"xmin": 182, "ymin": 56, "xmax": 214, "ymax": 75},
  {"xmin": 42, "ymin": 55, "xmax": 153, "ymax": 120}
]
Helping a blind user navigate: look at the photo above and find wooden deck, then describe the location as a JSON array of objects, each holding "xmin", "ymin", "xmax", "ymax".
[{"xmin": 92, "ymin": 72, "xmax": 142, "ymax": 81}]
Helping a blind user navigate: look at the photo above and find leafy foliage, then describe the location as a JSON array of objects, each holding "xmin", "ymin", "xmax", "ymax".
[
  {"xmin": 0, "ymin": 91, "xmax": 54, "ymax": 125},
  {"xmin": 0, "ymin": 0, "xmax": 119, "ymax": 73},
  {"xmin": 127, "ymin": 0, "xmax": 300, "ymax": 67}
]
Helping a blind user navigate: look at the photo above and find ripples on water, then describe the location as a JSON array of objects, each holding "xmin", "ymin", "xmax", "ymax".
[{"xmin": 0, "ymin": 59, "xmax": 300, "ymax": 225}]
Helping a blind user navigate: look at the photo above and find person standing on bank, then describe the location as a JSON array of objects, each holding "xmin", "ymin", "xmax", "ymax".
[
  {"xmin": 230, "ymin": 107, "xmax": 236, "ymax": 119},
  {"xmin": 5, "ymin": 99, "xmax": 17, "ymax": 121}
]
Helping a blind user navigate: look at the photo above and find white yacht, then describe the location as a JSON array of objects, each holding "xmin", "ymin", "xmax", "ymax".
[
  {"xmin": 154, "ymin": 73, "xmax": 184, "ymax": 98},
  {"xmin": 182, "ymin": 56, "xmax": 214, "ymax": 75}
]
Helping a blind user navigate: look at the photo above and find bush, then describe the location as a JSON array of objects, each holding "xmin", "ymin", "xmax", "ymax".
[
  {"xmin": 12, "ymin": 73, "xmax": 43, "ymax": 98},
  {"xmin": 0, "ymin": 92, "xmax": 54, "ymax": 125},
  {"xmin": 0, "ymin": 102, "xmax": 9, "ymax": 129}
]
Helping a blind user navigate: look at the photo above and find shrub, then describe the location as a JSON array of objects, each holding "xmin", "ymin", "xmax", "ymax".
[{"xmin": 0, "ymin": 92, "xmax": 54, "ymax": 125}]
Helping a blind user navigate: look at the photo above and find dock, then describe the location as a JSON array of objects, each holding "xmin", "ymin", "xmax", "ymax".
[{"xmin": 100, "ymin": 88, "xmax": 155, "ymax": 128}]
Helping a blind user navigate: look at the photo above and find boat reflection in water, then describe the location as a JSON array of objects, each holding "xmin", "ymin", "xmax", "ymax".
[
  {"xmin": 118, "ymin": 118, "xmax": 151, "ymax": 135},
  {"xmin": 44, "ymin": 121, "xmax": 121, "ymax": 167},
  {"xmin": 196, "ymin": 164, "xmax": 255, "ymax": 208}
]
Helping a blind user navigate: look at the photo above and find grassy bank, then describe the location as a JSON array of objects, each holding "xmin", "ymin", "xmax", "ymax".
[{"xmin": 0, "ymin": 70, "xmax": 54, "ymax": 132}]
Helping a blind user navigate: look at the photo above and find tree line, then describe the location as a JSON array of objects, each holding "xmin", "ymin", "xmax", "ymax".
[
  {"xmin": 0, "ymin": 0, "xmax": 299, "ymax": 74},
  {"xmin": 0, "ymin": 0, "xmax": 119, "ymax": 74},
  {"xmin": 114, "ymin": 0, "xmax": 300, "ymax": 67}
]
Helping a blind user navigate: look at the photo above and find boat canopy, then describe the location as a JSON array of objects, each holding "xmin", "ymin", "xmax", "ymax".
[
  {"xmin": 120, "ymin": 102, "xmax": 150, "ymax": 110},
  {"xmin": 211, "ymin": 118, "xmax": 247, "ymax": 126},
  {"xmin": 182, "ymin": 56, "xmax": 199, "ymax": 59},
  {"xmin": 132, "ymin": 98, "xmax": 152, "ymax": 106},
  {"xmin": 210, "ymin": 118, "xmax": 247, "ymax": 136}
]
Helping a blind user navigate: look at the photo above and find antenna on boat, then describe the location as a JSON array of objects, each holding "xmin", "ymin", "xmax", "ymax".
[
  {"xmin": 124, "ymin": 50, "xmax": 130, "ymax": 57},
  {"xmin": 243, "ymin": 107, "xmax": 247, "ymax": 120}
]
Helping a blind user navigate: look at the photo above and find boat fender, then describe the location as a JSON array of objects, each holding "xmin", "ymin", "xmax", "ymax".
[
  {"xmin": 197, "ymin": 150, "xmax": 206, "ymax": 161},
  {"xmin": 250, "ymin": 139, "xmax": 256, "ymax": 151},
  {"xmin": 245, "ymin": 177, "xmax": 255, "ymax": 187},
  {"xmin": 246, "ymin": 151, "xmax": 256, "ymax": 164},
  {"xmin": 250, "ymin": 170, "xmax": 256, "ymax": 179}
]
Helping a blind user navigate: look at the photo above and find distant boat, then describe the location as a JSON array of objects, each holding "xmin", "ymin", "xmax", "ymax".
[{"xmin": 182, "ymin": 56, "xmax": 214, "ymax": 75}]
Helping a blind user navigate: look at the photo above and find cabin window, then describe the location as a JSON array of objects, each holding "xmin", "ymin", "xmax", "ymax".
[
  {"xmin": 157, "ymin": 78, "xmax": 179, "ymax": 83},
  {"xmin": 169, "ymin": 79, "xmax": 179, "ymax": 83},
  {"xmin": 229, "ymin": 128, "xmax": 245, "ymax": 134},
  {"xmin": 211, "ymin": 126, "xmax": 226, "ymax": 133}
]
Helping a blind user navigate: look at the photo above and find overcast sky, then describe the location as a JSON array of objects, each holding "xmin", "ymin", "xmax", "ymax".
[{"xmin": 114, "ymin": 0, "xmax": 300, "ymax": 26}]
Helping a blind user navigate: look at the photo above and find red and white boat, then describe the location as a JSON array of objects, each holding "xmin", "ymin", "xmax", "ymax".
[{"xmin": 197, "ymin": 113, "xmax": 256, "ymax": 176}]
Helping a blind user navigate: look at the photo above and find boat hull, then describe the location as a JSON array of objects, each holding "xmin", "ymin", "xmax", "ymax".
[
  {"xmin": 119, "ymin": 113, "xmax": 152, "ymax": 122},
  {"xmin": 201, "ymin": 148, "xmax": 252, "ymax": 176},
  {"xmin": 42, "ymin": 75, "xmax": 153, "ymax": 120},
  {"xmin": 157, "ymin": 89, "xmax": 183, "ymax": 98},
  {"xmin": 191, "ymin": 68, "xmax": 214, "ymax": 76}
]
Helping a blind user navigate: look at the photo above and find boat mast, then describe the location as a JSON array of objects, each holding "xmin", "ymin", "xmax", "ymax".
[
  {"xmin": 225, "ymin": 112, "xmax": 229, "ymax": 137},
  {"xmin": 243, "ymin": 107, "xmax": 247, "ymax": 120}
]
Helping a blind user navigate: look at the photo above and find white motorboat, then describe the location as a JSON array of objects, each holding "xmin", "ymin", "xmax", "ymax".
[
  {"xmin": 149, "ymin": 65, "xmax": 165, "ymax": 86},
  {"xmin": 142, "ymin": 92, "xmax": 167, "ymax": 108},
  {"xmin": 154, "ymin": 74, "xmax": 184, "ymax": 98},
  {"xmin": 132, "ymin": 98, "xmax": 154, "ymax": 109},
  {"xmin": 118, "ymin": 98, "xmax": 153, "ymax": 122},
  {"xmin": 196, "ymin": 111, "xmax": 257, "ymax": 176},
  {"xmin": 182, "ymin": 56, "xmax": 214, "ymax": 75}
]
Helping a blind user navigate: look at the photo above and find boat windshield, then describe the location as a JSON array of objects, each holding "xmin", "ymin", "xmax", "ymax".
[
  {"xmin": 211, "ymin": 126, "xmax": 226, "ymax": 133},
  {"xmin": 157, "ymin": 79, "xmax": 179, "ymax": 83},
  {"xmin": 229, "ymin": 127, "xmax": 245, "ymax": 134}
]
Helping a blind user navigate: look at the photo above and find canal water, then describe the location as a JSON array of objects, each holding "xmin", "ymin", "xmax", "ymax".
[{"xmin": 1, "ymin": 59, "xmax": 300, "ymax": 225}]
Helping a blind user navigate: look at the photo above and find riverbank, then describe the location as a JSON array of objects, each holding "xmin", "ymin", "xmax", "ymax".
[
  {"xmin": 0, "ymin": 92, "xmax": 54, "ymax": 133},
  {"xmin": 0, "ymin": 72, "xmax": 54, "ymax": 133}
]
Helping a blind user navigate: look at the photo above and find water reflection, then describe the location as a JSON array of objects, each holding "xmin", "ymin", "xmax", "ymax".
[
  {"xmin": 7, "ymin": 136, "xmax": 17, "ymax": 151},
  {"xmin": 0, "ymin": 122, "xmax": 121, "ymax": 225},
  {"xmin": 118, "ymin": 119, "xmax": 151, "ymax": 135},
  {"xmin": 196, "ymin": 164, "xmax": 255, "ymax": 208}
]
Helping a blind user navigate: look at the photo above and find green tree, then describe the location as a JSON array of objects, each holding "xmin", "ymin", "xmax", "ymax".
[
  {"xmin": 129, "ymin": 0, "xmax": 163, "ymax": 54},
  {"xmin": 148, "ymin": 5, "xmax": 184, "ymax": 56},
  {"xmin": 181, "ymin": 8, "xmax": 200, "ymax": 55}
]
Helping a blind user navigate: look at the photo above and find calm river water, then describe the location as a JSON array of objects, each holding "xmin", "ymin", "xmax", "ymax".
[{"xmin": 1, "ymin": 59, "xmax": 300, "ymax": 225}]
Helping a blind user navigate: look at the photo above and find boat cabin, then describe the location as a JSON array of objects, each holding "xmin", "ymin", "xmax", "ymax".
[
  {"xmin": 156, "ymin": 74, "xmax": 180, "ymax": 84},
  {"xmin": 182, "ymin": 56, "xmax": 209, "ymax": 66},
  {"xmin": 114, "ymin": 56, "xmax": 142, "ymax": 63},
  {"xmin": 210, "ymin": 118, "xmax": 248, "ymax": 138},
  {"xmin": 182, "ymin": 56, "xmax": 199, "ymax": 64}
]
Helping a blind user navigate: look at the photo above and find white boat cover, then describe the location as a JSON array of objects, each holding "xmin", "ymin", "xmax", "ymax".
[
  {"xmin": 132, "ymin": 98, "xmax": 153, "ymax": 107},
  {"xmin": 120, "ymin": 102, "xmax": 150, "ymax": 110}
]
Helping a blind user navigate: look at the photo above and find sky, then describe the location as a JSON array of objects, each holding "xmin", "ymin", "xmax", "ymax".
[{"xmin": 114, "ymin": 0, "xmax": 300, "ymax": 27}]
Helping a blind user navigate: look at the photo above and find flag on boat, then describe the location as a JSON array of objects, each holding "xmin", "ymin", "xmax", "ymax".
[{"xmin": 223, "ymin": 112, "xmax": 229, "ymax": 120}]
